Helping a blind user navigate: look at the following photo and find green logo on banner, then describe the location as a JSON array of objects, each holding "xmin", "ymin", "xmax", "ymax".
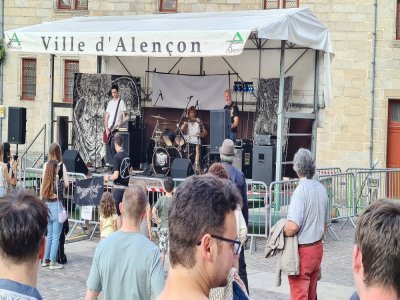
[
  {"xmin": 226, "ymin": 32, "xmax": 244, "ymax": 54},
  {"xmin": 9, "ymin": 32, "xmax": 21, "ymax": 46},
  {"xmin": 227, "ymin": 32, "xmax": 244, "ymax": 45}
]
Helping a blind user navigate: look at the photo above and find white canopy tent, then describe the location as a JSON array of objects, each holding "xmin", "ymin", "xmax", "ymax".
[{"xmin": 5, "ymin": 8, "xmax": 334, "ymax": 180}]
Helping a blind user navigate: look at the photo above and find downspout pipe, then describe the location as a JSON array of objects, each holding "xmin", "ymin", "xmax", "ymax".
[{"xmin": 369, "ymin": 0, "xmax": 377, "ymax": 169}]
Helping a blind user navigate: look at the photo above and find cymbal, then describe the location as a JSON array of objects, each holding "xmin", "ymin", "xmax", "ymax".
[
  {"xmin": 151, "ymin": 115, "xmax": 166, "ymax": 120},
  {"xmin": 160, "ymin": 122, "xmax": 174, "ymax": 125}
]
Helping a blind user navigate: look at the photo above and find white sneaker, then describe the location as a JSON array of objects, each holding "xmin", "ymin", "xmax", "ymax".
[{"xmin": 49, "ymin": 261, "xmax": 63, "ymax": 270}]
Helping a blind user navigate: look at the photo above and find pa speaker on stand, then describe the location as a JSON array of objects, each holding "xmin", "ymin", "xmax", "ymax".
[{"xmin": 8, "ymin": 107, "xmax": 26, "ymax": 145}]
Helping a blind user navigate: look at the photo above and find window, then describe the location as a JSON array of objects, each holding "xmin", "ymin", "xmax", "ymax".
[
  {"xmin": 264, "ymin": 0, "xmax": 279, "ymax": 9},
  {"xmin": 160, "ymin": 0, "xmax": 177, "ymax": 12},
  {"xmin": 57, "ymin": 0, "xmax": 88, "ymax": 10},
  {"xmin": 264, "ymin": 0, "xmax": 298, "ymax": 9},
  {"xmin": 21, "ymin": 58, "xmax": 37, "ymax": 100},
  {"xmin": 64, "ymin": 60, "xmax": 79, "ymax": 103},
  {"xmin": 397, "ymin": 0, "xmax": 400, "ymax": 39},
  {"xmin": 283, "ymin": 0, "xmax": 299, "ymax": 8}
]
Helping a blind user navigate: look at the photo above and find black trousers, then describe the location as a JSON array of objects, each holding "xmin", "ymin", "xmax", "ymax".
[
  {"xmin": 239, "ymin": 246, "xmax": 249, "ymax": 294},
  {"xmin": 112, "ymin": 188, "xmax": 125, "ymax": 216}
]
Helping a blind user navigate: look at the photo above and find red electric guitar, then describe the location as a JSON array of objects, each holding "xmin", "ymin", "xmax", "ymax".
[{"xmin": 102, "ymin": 126, "xmax": 118, "ymax": 144}]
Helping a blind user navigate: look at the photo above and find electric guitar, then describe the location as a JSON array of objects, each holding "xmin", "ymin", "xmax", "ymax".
[
  {"xmin": 103, "ymin": 115, "xmax": 129, "ymax": 144},
  {"xmin": 102, "ymin": 126, "xmax": 118, "ymax": 144}
]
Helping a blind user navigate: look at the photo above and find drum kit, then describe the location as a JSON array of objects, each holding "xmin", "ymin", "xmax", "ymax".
[{"xmin": 150, "ymin": 115, "xmax": 209, "ymax": 175}]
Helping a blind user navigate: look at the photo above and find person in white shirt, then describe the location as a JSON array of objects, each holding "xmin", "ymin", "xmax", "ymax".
[
  {"xmin": 104, "ymin": 85, "xmax": 127, "ymax": 159},
  {"xmin": 180, "ymin": 106, "xmax": 207, "ymax": 173}
]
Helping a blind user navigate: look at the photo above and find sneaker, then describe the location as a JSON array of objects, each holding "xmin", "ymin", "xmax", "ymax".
[
  {"xmin": 41, "ymin": 260, "xmax": 50, "ymax": 267},
  {"xmin": 49, "ymin": 261, "xmax": 63, "ymax": 270}
]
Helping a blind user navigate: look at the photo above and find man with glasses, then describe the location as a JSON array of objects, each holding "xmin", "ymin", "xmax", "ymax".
[{"xmin": 158, "ymin": 175, "xmax": 241, "ymax": 299}]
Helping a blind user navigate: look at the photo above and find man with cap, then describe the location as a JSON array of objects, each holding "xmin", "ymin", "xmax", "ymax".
[{"xmin": 219, "ymin": 139, "xmax": 249, "ymax": 293}]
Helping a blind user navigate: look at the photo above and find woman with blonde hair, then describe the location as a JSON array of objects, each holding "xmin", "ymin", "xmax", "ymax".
[{"xmin": 41, "ymin": 160, "xmax": 63, "ymax": 270}]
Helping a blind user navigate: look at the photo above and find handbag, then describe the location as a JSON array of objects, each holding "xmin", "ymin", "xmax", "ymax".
[
  {"xmin": 56, "ymin": 176, "xmax": 68, "ymax": 223},
  {"xmin": 58, "ymin": 202, "xmax": 68, "ymax": 223},
  {"xmin": 103, "ymin": 98, "xmax": 121, "ymax": 143}
]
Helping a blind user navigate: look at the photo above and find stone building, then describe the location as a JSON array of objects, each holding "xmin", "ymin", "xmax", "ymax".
[{"xmin": 1, "ymin": 0, "xmax": 399, "ymax": 171}]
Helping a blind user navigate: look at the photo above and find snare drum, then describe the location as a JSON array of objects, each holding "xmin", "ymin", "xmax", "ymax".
[
  {"xmin": 162, "ymin": 128, "xmax": 176, "ymax": 147},
  {"xmin": 152, "ymin": 147, "xmax": 182, "ymax": 175}
]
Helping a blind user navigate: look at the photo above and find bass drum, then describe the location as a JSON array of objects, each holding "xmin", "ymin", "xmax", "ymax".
[{"xmin": 152, "ymin": 147, "xmax": 182, "ymax": 175}]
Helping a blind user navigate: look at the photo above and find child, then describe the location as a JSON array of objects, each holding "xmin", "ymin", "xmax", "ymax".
[
  {"xmin": 99, "ymin": 192, "xmax": 118, "ymax": 238},
  {"xmin": 152, "ymin": 177, "xmax": 174, "ymax": 267}
]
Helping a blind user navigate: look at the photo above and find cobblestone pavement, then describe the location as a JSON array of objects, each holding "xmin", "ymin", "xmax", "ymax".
[{"xmin": 37, "ymin": 221, "xmax": 356, "ymax": 300}]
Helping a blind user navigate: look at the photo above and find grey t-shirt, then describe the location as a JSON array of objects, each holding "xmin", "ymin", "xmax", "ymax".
[
  {"xmin": 287, "ymin": 178, "xmax": 328, "ymax": 244},
  {"xmin": 87, "ymin": 231, "xmax": 165, "ymax": 299},
  {"xmin": 154, "ymin": 195, "xmax": 172, "ymax": 229}
]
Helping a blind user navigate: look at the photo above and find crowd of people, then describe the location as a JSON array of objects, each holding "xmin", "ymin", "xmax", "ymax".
[{"xmin": 0, "ymin": 134, "xmax": 399, "ymax": 299}]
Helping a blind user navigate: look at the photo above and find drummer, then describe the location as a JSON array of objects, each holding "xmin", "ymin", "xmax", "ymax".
[{"xmin": 180, "ymin": 106, "xmax": 208, "ymax": 172}]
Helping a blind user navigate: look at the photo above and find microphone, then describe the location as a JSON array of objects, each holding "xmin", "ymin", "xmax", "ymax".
[
  {"xmin": 159, "ymin": 90, "xmax": 164, "ymax": 101},
  {"xmin": 188, "ymin": 95, "xmax": 194, "ymax": 100},
  {"xmin": 195, "ymin": 99, "xmax": 199, "ymax": 108}
]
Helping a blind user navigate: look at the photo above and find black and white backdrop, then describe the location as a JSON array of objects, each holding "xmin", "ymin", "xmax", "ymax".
[
  {"xmin": 73, "ymin": 73, "xmax": 141, "ymax": 166},
  {"xmin": 254, "ymin": 76, "xmax": 293, "ymax": 156}
]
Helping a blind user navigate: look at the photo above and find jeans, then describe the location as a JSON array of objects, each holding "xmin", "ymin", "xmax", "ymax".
[
  {"xmin": 44, "ymin": 201, "xmax": 63, "ymax": 262},
  {"xmin": 0, "ymin": 186, "xmax": 5, "ymax": 197},
  {"xmin": 288, "ymin": 242, "xmax": 323, "ymax": 300},
  {"xmin": 230, "ymin": 131, "xmax": 237, "ymax": 144}
]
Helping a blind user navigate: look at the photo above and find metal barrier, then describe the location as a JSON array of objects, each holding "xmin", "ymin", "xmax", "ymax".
[
  {"xmin": 319, "ymin": 172, "xmax": 356, "ymax": 229},
  {"xmin": 23, "ymin": 168, "xmax": 90, "ymax": 239},
  {"xmin": 269, "ymin": 177, "xmax": 338, "ymax": 241},
  {"xmin": 269, "ymin": 179, "xmax": 299, "ymax": 231},
  {"xmin": 316, "ymin": 167, "xmax": 342, "ymax": 177},
  {"xmin": 246, "ymin": 180, "xmax": 269, "ymax": 254},
  {"xmin": 354, "ymin": 169, "xmax": 400, "ymax": 216}
]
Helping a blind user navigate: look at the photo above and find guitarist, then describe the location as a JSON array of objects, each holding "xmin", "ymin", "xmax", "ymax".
[{"xmin": 104, "ymin": 85, "xmax": 127, "ymax": 161}]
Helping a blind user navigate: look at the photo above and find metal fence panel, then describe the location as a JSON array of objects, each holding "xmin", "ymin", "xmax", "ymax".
[
  {"xmin": 319, "ymin": 172, "xmax": 356, "ymax": 226},
  {"xmin": 316, "ymin": 167, "xmax": 342, "ymax": 177},
  {"xmin": 354, "ymin": 169, "xmax": 400, "ymax": 215}
]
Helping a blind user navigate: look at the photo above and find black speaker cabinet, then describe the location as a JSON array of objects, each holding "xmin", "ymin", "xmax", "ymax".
[
  {"xmin": 233, "ymin": 147, "xmax": 253, "ymax": 179},
  {"xmin": 120, "ymin": 129, "xmax": 143, "ymax": 169},
  {"xmin": 63, "ymin": 150, "xmax": 88, "ymax": 174},
  {"xmin": 171, "ymin": 158, "xmax": 193, "ymax": 179},
  {"xmin": 252, "ymin": 145, "xmax": 276, "ymax": 186},
  {"xmin": 57, "ymin": 116, "xmax": 69, "ymax": 154},
  {"xmin": 8, "ymin": 107, "xmax": 26, "ymax": 144},
  {"xmin": 210, "ymin": 109, "xmax": 231, "ymax": 154}
]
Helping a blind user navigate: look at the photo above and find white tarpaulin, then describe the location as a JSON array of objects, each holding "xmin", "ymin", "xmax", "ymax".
[
  {"xmin": 4, "ymin": 8, "xmax": 333, "ymax": 57},
  {"xmin": 152, "ymin": 73, "xmax": 228, "ymax": 110}
]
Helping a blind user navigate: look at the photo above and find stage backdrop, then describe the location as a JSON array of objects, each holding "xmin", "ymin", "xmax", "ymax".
[
  {"xmin": 152, "ymin": 73, "xmax": 229, "ymax": 110},
  {"xmin": 73, "ymin": 73, "xmax": 141, "ymax": 167}
]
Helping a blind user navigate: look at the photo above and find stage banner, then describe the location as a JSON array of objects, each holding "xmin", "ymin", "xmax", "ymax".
[
  {"xmin": 73, "ymin": 177, "xmax": 104, "ymax": 206},
  {"xmin": 152, "ymin": 73, "xmax": 229, "ymax": 110},
  {"xmin": 72, "ymin": 73, "xmax": 141, "ymax": 167}
]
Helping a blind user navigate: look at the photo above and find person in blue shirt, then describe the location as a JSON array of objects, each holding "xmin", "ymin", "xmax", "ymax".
[{"xmin": 0, "ymin": 191, "xmax": 48, "ymax": 300}]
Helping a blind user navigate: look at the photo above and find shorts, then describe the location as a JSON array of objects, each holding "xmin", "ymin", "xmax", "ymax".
[{"xmin": 158, "ymin": 227, "xmax": 169, "ymax": 254}]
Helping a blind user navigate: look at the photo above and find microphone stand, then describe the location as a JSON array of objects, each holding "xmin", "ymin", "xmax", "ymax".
[
  {"xmin": 93, "ymin": 104, "xmax": 100, "ymax": 173},
  {"xmin": 153, "ymin": 90, "xmax": 162, "ymax": 108}
]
